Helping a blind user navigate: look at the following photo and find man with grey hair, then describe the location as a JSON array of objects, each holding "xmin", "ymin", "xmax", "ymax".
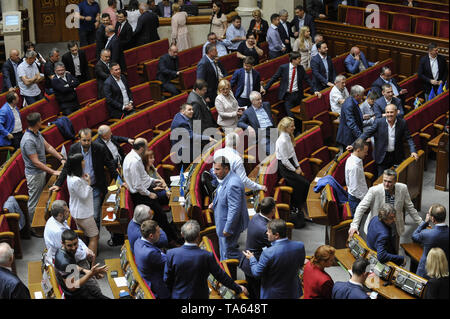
[
  {"xmin": 104, "ymin": 24, "xmax": 125, "ymax": 71},
  {"xmin": 17, "ymin": 50, "xmax": 43, "ymax": 105},
  {"xmin": 133, "ymin": 2, "xmax": 160, "ymax": 46},
  {"xmin": 127, "ymin": 204, "xmax": 168, "ymax": 252},
  {"xmin": 278, "ymin": 9, "xmax": 293, "ymax": 53},
  {"xmin": 336, "ymin": 85, "xmax": 365, "ymax": 148},
  {"xmin": 2, "ymin": 49, "xmax": 22, "ymax": 92},
  {"xmin": 310, "ymin": 33, "xmax": 323, "ymax": 57},
  {"xmin": 51, "ymin": 62, "xmax": 80, "ymax": 115},
  {"xmin": 94, "ymin": 124, "xmax": 133, "ymax": 166},
  {"xmin": 43, "ymin": 199, "xmax": 94, "ymax": 265},
  {"xmin": 0, "ymin": 242, "xmax": 31, "ymax": 299},
  {"xmin": 213, "ymin": 132, "xmax": 267, "ymax": 192},
  {"xmin": 43, "ymin": 48, "xmax": 60, "ymax": 94},
  {"xmin": 329, "ymin": 74, "xmax": 349, "ymax": 115},
  {"xmin": 164, "ymin": 219, "xmax": 248, "ymax": 299}
]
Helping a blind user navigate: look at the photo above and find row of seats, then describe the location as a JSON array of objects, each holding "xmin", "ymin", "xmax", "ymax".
[{"xmin": 357, "ymin": 0, "xmax": 449, "ymax": 20}]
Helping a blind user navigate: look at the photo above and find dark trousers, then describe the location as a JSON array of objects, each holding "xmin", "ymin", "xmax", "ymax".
[
  {"xmin": 161, "ymin": 81, "xmax": 181, "ymax": 97},
  {"xmin": 11, "ymin": 132, "xmax": 23, "ymax": 150},
  {"xmin": 236, "ymin": 97, "xmax": 251, "ymax": 107},
  {"xmin": 283, "ymin": 91, "xmax": 303, "ymax": 135},
  {"xmin": 24, "ymin": 93, "xmax": 43, "ymax": 106},
  {"xmin": 78, "ymin": 29, "xmax": 96, "ymax": 47},
  {"xmin": 348, "ymin": 194, "xmax": 361, "ymax": 216},
  {"xmin": 268, "ymin": 50, "xmax": 283, "ymax": 60},
  {"xmin": 377, "ymin": 151, "xmax": 396, "ymax": 178},
  {"xmin": 278, "ymin": 159, "xmax": 310, "ymax": 209}
]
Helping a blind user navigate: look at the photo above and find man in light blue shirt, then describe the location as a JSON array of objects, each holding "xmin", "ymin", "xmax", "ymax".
[
  {"xmin": 266, "ymin": 13, "xmax": 286, "ymax": 59},
  {"xmin": 225, "ymin": 15, "xmax": 246, "ymax": 52},
  {"xmin": 203, "ymin": 32, "xmax": 228, "ymax": 57}
]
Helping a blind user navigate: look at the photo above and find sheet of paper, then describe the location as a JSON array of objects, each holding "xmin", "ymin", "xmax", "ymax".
[
  {"xmin": 106, "ymin": 194, "xmax": 116, "ymax": 203},
  {"xmin": 248, "ymin": 208, "xmax": 256, "ymax": 217},
  {"xmin": 113, "ymin": 277, "xmax": 128, "ymax": 287},
  {"xmin": 314, "ymin": 177, "xmax": 321, "ymax": 183},
  {"xmin": 34, "ymin": 291, "xmax": 44, "ymax": 299}
]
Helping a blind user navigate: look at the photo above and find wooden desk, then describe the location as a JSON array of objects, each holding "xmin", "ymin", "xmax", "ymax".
[
  {"xmin": 101, "ymin": 187, "xmax": 128, "ymax": 234},
  {"xmin": 335, "ymin": 248, "xmax": 416, "ymax": 299},
  {"xmin": 29, "ymin": 283, "xmax": 45, "ymax": 299},
  {"xmin": 428, "ymin": 132, "xmax": 448, "ymax": 191},
  {"xmin": 104, "ymin": 258, "xmax": 130, "ymax": 299},
  {"xmin": 401, "ymin": 243, "xmax": 424, "ymax": 274},
  {"xmin": 169, "ymin": 187, "xmax": 188, "ymax": 224},
  {"xmin": 305, "ymin": 161, "xmax": 334, "ymax": 224}
]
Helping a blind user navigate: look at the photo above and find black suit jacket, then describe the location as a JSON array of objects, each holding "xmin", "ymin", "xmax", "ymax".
[
  {"xmin": 156, "ymin": 53, "xmax": 179, "ymax": 84},
  {"xmin": 93, "ymin": 135, "xmax": 129, "ymax": 165},
  {"xmin": 94, "ymin": 60, "xmax": 110, "ymax": 98},
  {"xmin": 115, "ymin": 21, "xmax": 133, "ymax": 50},
  {"xmin": 55, "ymin": 142, "xmax": 117, "ymax": 192},
  {"xmin": 247, "ymin": 19, "xmax": 269, "ymax": 43},
  {"xmin": 43, "ymin": 60, "xmax": 56, "ymax": 90},
  {"xmin": 103, "ymin": 74, "xmax": 133, "ymax": 119},
  {"xmin": 133, "ymin": 10, "xmax": 160, "ymax": 46},
  {"xmin": 277, "ymin": 21, "xmax": 294, "ymax": 51},
  {"xmin": 51, "ymin": 73, "xmax": 79, "ymax": 108},
  {"xmin": 2, "ymin": 59, "xmax": 18, "ymax": 92},
  {"xmin": 237, "ymin": 102, "xmax": 275, "ymax": 132},
  {"xmin": 291, "ymin": 13, "xmax": 316, "ymax": 39},
  {"xmin": 196, "ymin": 55, "xmax": 227, "ymax": 105},
  {"xmin": 264, "ymin": 63, "xmax": 317, "ymax": 100},
  {"xmin": 187, "ymin": 90, "xmax": 217, "ymax": 131},
  {"xmin": 96, "ymin": 24, "xmax": 107, "ymax": 59},
  {"xmin": 306, "ymin": 0, "xmax": 327, "ymax": 19},
  {"xmin": 61, "ymin": 50, "xmax": 90, "ymax": 83},
  {"xmin": 156, "ymin": 2, "xmax": 172, "ymax": 17},
  {"xmin": 105, "ymin": 35, "xmax": 126, "ymax": 70},
  {"xmin": 370, "ymin": 76, "xmax": 403, "ymax": 98},
  {"xmin": 417, "ymin": 54, "xmax": 448, "ymax": 95},
  {"xmin": 310, "ymin": 53, "xmax": 336, "ymax": 91}
]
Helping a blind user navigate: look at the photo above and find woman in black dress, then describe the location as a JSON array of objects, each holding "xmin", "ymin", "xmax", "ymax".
[
  {"xmin": 236, "ymin": 32, "xmax": 264, "ymax": 67},
  {"xmin": 424, "ymin": 247, "xmax": 449, "ymax": 299}
]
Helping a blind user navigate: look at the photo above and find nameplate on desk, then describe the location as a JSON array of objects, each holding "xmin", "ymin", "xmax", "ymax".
[
  {"xmin": 34, "ymin": 291, "xmax": 43, "ymax": 299},
  {"xmin": 248, "ymin": 208, "xmax": 256, "ymax": 217},
  {"xmin": 113, "ymin": 277, "xmax": 128, "ymax": 287},
  {"xmin": 108, "ymin": 185, "xmax": 118, "ymax": 192}
]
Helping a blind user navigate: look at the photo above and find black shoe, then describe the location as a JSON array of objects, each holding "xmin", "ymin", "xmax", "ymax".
[{"xmin": 30, "ymin": 229, "xmax": 43, "ymax": 238}]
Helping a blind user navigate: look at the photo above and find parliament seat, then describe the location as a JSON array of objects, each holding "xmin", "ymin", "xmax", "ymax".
[
  {"xmin": 75, "ymin": 79, "xmax": 98, "ymax": 108},
  {"xmin": 178, "ymin": 44, "xmax": 204, "ymax": 70},
  {"xmin": 437, "ymin": 20, "xmax": 449, "ymax": 38},
  {"xmin": 414, "ymin": 17, "xmax": 435, "ymax": 36},
  {"xmin": 345, "ymin": 6, "xmax": 364, "ymax": 26}
]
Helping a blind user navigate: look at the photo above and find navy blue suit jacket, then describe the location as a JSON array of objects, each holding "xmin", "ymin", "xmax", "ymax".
[
  {"xmin": 373, "ymin": 96, "xmax": 404, "ymax": 119},
  {"xmin": 230, "ymin": 68, "xmax": 261, "ymax": 99},
  {"xmin": 417, "ymin": 54, "xmax": 448, "ymax": 95},
  {"xmin": 164, "ymin": 244, "xmax": 242, "ymax": 299},
  {"xmin": 51, "ymin": 73, "xmax": 80, "ymax": 106},
  {"xmin": 105, "ymin": 34, "xmax": 126, "ymax": 71},
  {"xmin": 196, "ymin": 55, "xmax": 226, "ymax": 103},
  {"xmin": 1, "ymin": 59, "xmax": 18, "ymax": 92},
  {"xmin": 237, "ymin": 102, "xmax": 275, "ymax": 133},
  {"xmin": 336, "ymin": 97, "xmax": 363, "ymax": 146},
  {"xmin": 359, "ymin": 117, "xmax": 416, "ymax": 165},
  {"xmin": 332, "ymin": 281, "xmax": 369, "ymax": 299},
  {"xmin": 133, "ymin": 10, "xmax": 160, "ymax": 46},
  {"xmin": 367, "ymin": 216, "xmax": 404, "ymax": 265},
  {"xmin": 291, "ymin": 13, "xmax": 316, "ymax": 39},
  {"xmin": 370, "ymin": 76, "xmax": 402, "ymax": 98},
  {"xmin": 412, "ymin": 222, "xmax": 449, "ymax": 277},
  {"xmin": 249, "ymin": 238, "xmax": 305, "ymax": 299},
  {"xmin": 0, "ymin": 266, "xmax": 31, "ymax": 299},
  {"xmin": 310, "ymin": 53, "xmax": 336, "ymax": 91},
  {"xmin": 134, "ymin": 238, "xmax": 170, "ymax": 298},
  {"xmin": 156, "ymin": 53, "xmax": 179, "ymax": 84},
  {"xmin": 127, "ymin": 220, "xmax": 168, "ymax": 253}
]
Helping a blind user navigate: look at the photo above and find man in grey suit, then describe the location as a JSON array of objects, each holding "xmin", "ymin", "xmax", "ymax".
[{"xmin": 211, "ymin": 156, "xmax": 249, "ymax": 261}]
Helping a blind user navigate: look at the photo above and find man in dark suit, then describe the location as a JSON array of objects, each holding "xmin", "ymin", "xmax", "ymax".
[
  {"xmin": 94, "ymin": 49, "xmax": 111, "ymax": 98},
  {"xmin": 51, "ymin": 62, "xmax": 80, "ymax": 116},
  {"xmin": 134, "ymin": 220, "xmax": 170, "ymax": 299},
  {"xmin": 197, "ymin": 43, "xmax": 227, "ymax": 107},
  {"xmin": 62, "ymin": 41, "xmax": 91, "ymax": 84},
  {"xmin": 306, "ymin": 0, "xmax": 327, "ymax": 19},
  {"xmin": 418, "ymin": 42, "xmax": 448, "ymax": 100},
  {"xmin": 359, "ymin": 104, "xmax": 418, "ymax": 177},
  {"xmin": 412, "ymin": 204, "xmax": 449, "ymax": 277},
  {"xmin": 103, "ymin": 62, "xmax": 135, "ymax": 119},
  {"xmin": 310, "ymin": 41, "xmax": 336, "ymax": 91},
  {"xmin": 43, "ymin": 48, "xmax": 60, "ymax": 95},
  {"xmin": 230, "ymin": 56, "xmax": 264, "ymax": 107},
  {"xmin": 133, "ymin": 3, "xmax": 160, "ymax": 46},
  {"xmin": 278, "ymin": 9, "xmax": 294, "ymax": 53},
  {"xmin": 373, "ymin": 83, "xmax": 404, "ymax": 118},
  {"xmin": 243, "ymin": 219, "xmax": 306, "ymax": 299},
  {"xmin": 157, "ymin": 44, "xmax": 181, "ymax": 97},
  {"xmin": 291, "ymin": 5, "xmax": 316, "ymax": 39},
  {"xmin": 164, "ymin": 220, "xmax": 247, "ymax": 299},
  {"xmin": 237, "ymin": 91, "xmax": 276, "ymax": 155},
  {"xmin": 188, "ymin": 79, "xmax": 217, "ymax": 132},
  {"xmin": 370, "ymin": 66, "xmax": 408, "ymax": 104},
  {"xmin": 50, "ymin": 128, "xmax": 117, "ymax": 230},
  {"xmin": 240, "ymin": 197, "xmax": 275, "ymax": 299},
  {"xmin": 0, "ymin": 242, "xmax": 31, "ymax": 299},
  {"xmin": 265, "ymin": 51, "xmax": 322, "ymax": 135},
  {"xmin": 95, "ymin": 13, "xmax": 111, "ymax": 60},
  {"xmin": 336, "ymin": 85, "xmax": 365, "ymax": 148},
  {"xmin": 95, "ymin": 124, "xmax": 133, "ymax": 166},
  {"xmin": 367, "ymin": 203, "xmax": 405, "ymax": 265},
  {"xmin": 332, "ymin": 258, "xmax": 371, "ymax": 299},
  {"xmin": 115, "ymin": 9, "xmax": 133, "ymax": 50},
  {"xmin": 2, "ymin": 49, "xmax": 22, "ymax": 93},
  {"xmin": 156, "ymin": 0, "xmax": 172, "ymax": 17},
  {"xmin": 104, "ymin": 25, "xmax": 126, "ymax": 71}
]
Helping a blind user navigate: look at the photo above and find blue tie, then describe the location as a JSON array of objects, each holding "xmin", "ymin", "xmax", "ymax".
[{"xmin": 245, "ymin": 72, "xmax": 251, "ymax": 98}]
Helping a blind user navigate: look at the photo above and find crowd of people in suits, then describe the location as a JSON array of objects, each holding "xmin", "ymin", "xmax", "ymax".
[{"xmin": 0, "ymin": 0, "xmax": 449, "ymax": 301}]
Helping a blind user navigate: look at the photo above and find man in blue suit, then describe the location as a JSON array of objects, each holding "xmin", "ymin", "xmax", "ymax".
[
  {"xmin": 359, "ymin": 104, "xmax": 418, "ymax": 177},
  {"xmin": 367, "ymin": 204, "xmax": 405, "ymax": 266},
  {"xmin": 240, "ymin": 197, "xmax": 275, "ymax": 299},
  {"xmin": 412, "ymin": 204, "xmax": 449, "ymax": 277},
  {"xmin": 0, "ymin": 92, "xmax": 23, "ymax": 149},
  {"xmin": 230, "ymin": 56, "xmax": 264, "ymax": 107},
  {"xmin": 237, "ymin": 91, "xmax": 276, "ymax": 156},
  {"xmin": 373, "ymin": 83, "xmax": 404, "ymax": 119},
  {"xmin": 212, "ymin": 156, "xmax": 249, "ymax": 261},
  {"xmin": 164, "ymin": 220, "xmax": 248, "ymax": 299},
  {"xmin": 332, "ymin": 258, "xmax": 371, "ymax": 299},
  {"xmin": 345, "ymin": 46, "xmax": 377, "ymax": 74},
  {"xmin": 243, "ymin": 218, "xmax": 306, "ymax": 299},
  {"xmin": 310, "ymin": 41, "xmax": 336, "ymax": 91},
  {"xmin": 134, "ymin": 220, "xmax": 170, "ymax": 299},
  {"xmin": 127, "ymin": 204, "xmax": 168, "ymax": 253},
  {"xmin": 336, "ymin": 85, "xmax": 365, "ymax": 148}
]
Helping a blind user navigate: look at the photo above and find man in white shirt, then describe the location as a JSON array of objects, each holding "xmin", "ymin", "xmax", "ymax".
[
  {"xmin": 17, "ymin": 50, "xmax": 44, "ymax": 105},
  {"xmin": 329, "ymin": 74, "xmax": 349, "ymax": 115},
  {"xmin": 123, "ymin": 138, "xmax": 180, "ymax": 244},
  {"xmin": 103, "ymin": 62, "xmax": 135, "ymax": 119},
  {"xmin": 345, "ymin": 138, "xmax": 369, "ymax": 215},
  {"xmin": 214, "ymin": 132, "xmax": 267, "ymax": 192}
]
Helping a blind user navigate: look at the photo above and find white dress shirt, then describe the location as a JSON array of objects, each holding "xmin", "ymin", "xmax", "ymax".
[
  {"xmin": 275, "ymin": 131, "xmax": 299, "ymax": 172},
  {"xmin": 329, "ymin": 85, "xmax": 349, "ymax": 114},
  {"xmin": 345, "ymin": 154, "xmax": 368, "ymax": 200},
  {"xmin": 214, "ymin": 147, "xmax": 264, "ymax": 191},
  {"xmin": 387, "ymin": 119, "xmax": 396, "ymax": 152},
  {"xmin": 123, "ymin": 149, "xmax": 156, "ymax": 196},
  {"xmin": 429, "ymin": 54, "xmax": 439, "ymax": 80},
  {"xmin": 72, "ymin": 54, "xmax": 81, "ymax": 76},
  {"xmin": 114, "ymin": 76, "xmax": 131, "ymax": 108},
  {"xmin": 67, "ymin": 175, "xmax": 94, "ymax": 219},
  {"xmin": 102, "ymin": 138, "xmax": 120, "ymax": 162},
  {"xmin": 8, "ymin": 103, "xmax": 22, "ymax": 133},
  {"xmin": 43, "ymin": 216, "xmax": 89, "ymax": 265}
]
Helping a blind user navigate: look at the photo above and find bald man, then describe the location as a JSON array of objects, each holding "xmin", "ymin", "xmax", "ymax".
[
  {"xmin": 2, "ymin": 49, "xmax": 22, "ymax": 92},
  {"xmin": 94, "ymin": 124, "xmax": 133, "ymax": 166},
  {"xmin": 104, "ymin": 25, "xmax": 125, "ymax": 70},
  {"xmin": 344, "ymin": 46, "xmax": 377, "ymax": 75}
]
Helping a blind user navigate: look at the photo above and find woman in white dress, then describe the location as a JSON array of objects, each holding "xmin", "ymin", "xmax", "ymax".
[
  {"xmin": 126, "ymin": 0, "xmax": 141, "ymax": 31},
  {"xmin": 215, "ymin": 79, "xmax": 242, "ymax": 135},
  {"xmin": 66, "ymin": 153, "xmax": 99, "ymax": 255},
  {"xmin": 171, "ymin": 3, "xmax": 191, "ymax": 51},
  {"xmin": 293, "ymin": 26, "xmax": 313, "ymax": 70}
]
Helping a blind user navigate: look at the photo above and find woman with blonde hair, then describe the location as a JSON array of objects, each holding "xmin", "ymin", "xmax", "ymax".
[
  {"xmin": 302, "ymin": 245, "xmax": 336, "ymax": 299},
  {"xmin": 215, "ymin": 79, "xmax": 242, "ymax": 134},
  {"xmin": 293, "ymin": 26, "xmax": 313, "ymax": 69},
  {"xmin": 247, "ymin": 9, "xmax": 269, "ymax": 43},
  {"xmin": 171, "ymin": 3, "xmax": 191, "ymax": 51},
  {"xmin": 424, "ymin": 247, "xmax": 449, "ymax": 299},
  {"xmin": 275, "ymin": 117, "xmax": 310, "ymax": 224}
]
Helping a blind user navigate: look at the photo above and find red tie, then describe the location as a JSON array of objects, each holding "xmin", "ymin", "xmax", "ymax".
[
  {"xmin": 289, "ymin": 66, "xmax": 296, "ymax": 93},
  {"xmin": 117, "ymin": 24, "xmax": 122, "ymax": 36}
]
